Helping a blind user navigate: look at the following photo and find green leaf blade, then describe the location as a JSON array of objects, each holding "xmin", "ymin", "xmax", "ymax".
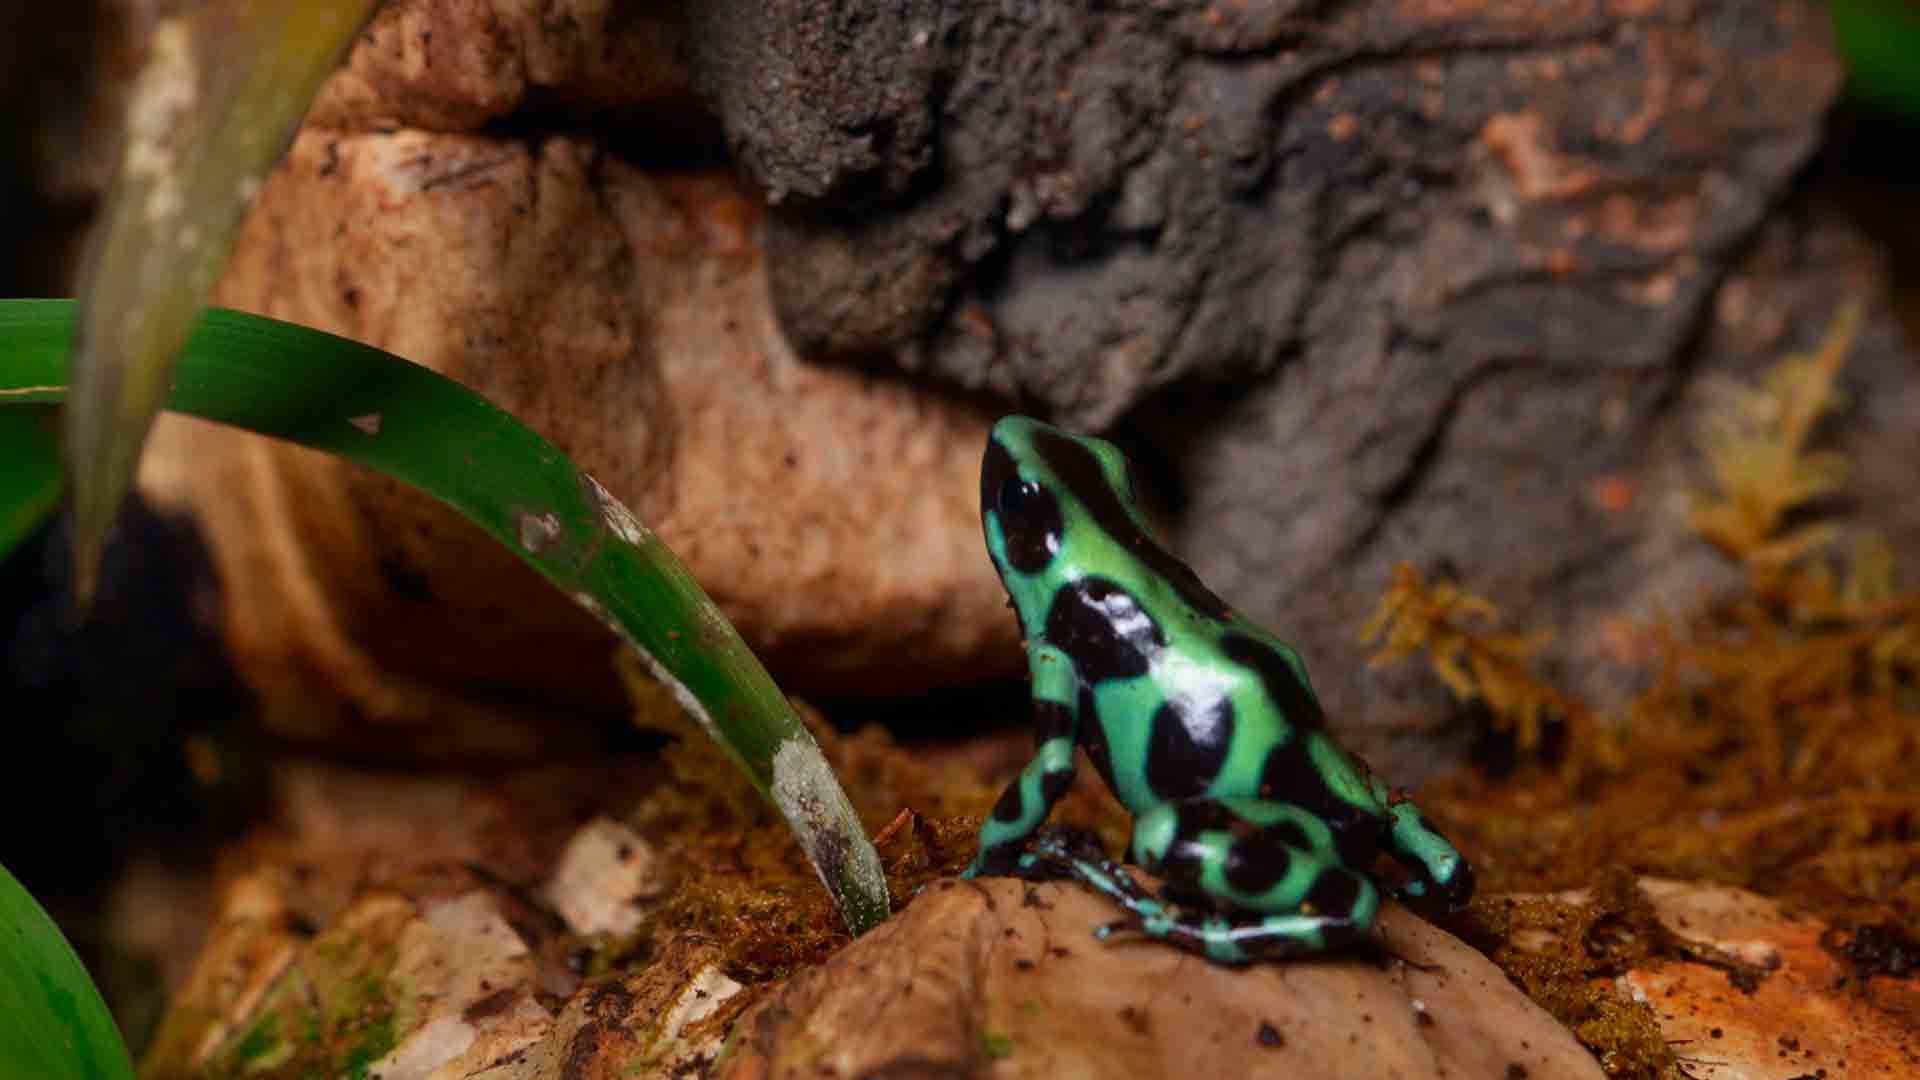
[
  {"xmin": 63, "ymin": 0, "xmax": 379, "ymax": 603},
  {"xmin": 3, "ymin": 299, "xmax": 889, "ymax": 934},
  {"xmin": 0, "ymin": 864, "xmax": 137, "ymax": 1080},
  {"xmin": 0, "ymin": 407, "xmax": 63, "ymax": 564}
]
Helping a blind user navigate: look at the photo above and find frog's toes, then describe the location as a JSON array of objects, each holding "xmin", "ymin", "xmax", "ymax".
[
  {"xmin": 1394, "ymin": 858, "xmax": 1476, "ymax": 916},
  {"xmin": 1027, "ymin": 824, "xmax": 1112, "ymax": 863},
  {"xmin": 1011, "ymin": 850, "xmax": 1067, "ymax": 882}
]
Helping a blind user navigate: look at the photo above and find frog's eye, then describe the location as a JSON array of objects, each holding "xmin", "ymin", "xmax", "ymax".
[
  {"xmin": 998, "ymin": 476, "xmax": 1042, "ymax": 518},
  {"xmin": 991, "ymin": 469, "xmax": 1066, "ymax": 571}
]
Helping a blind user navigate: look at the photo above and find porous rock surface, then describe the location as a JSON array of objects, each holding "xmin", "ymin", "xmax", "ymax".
[
  {"xmin": 130, "ymin": 1, "xmax": 1920, "ymax": 777},
  {"xmin": 1620, "ymin": 880, "xmax": 1920, "ymax": 1078},
  {"xmin": 141, "ymin": 1, "xmax": 1009, "ymax": 752},
  {"xmin": 687, "ymin": 0, "xmax": 1920, "ymax": 771}
]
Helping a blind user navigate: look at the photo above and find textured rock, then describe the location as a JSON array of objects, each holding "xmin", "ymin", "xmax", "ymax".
[
  {"xmin": 682, "ymin": 0, "xmax": 1920, "ymax": 776},
  {"xmin": 307, "ymin": 0, "xmax": 692, "ymax": 132},
  {"xmin": 700, "ymin": 1, "xmax": 1841, "ymax": 424},
  {"xmin": 722, "ymin": 876, "xmax": 1605, "ymax": 1079},
  {"xmin": 1623, "ymin": 880, "xmax": 1920, "ymax": 1079},
  {"xmin": 146, "ymin": 817, "xmax": 1606, "ymax": 1080},
  {"xmin": 143, "ymin": 129, "xmax": 1006, "ymax": 754},
  {"xmin": 125, "ymin": 1, "xmax": 1920, "ymax": 779}
]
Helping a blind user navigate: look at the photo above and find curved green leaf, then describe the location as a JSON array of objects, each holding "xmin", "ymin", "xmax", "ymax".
[
  {"xmin": 0, "ymin": 863, "xmax": 136, "ymax": 1080},
  {"xmin": 2, "ymin": 298, "xmax": 888, "ymax": 935},
  {"xmin": 0, "ymin": 406, "xmax": 62, "ymax": 563},
  {"xmin": 1833, "ymin": 0, "xmax": 1920, "ymax": 118},
  {"xmin": 64, "ymin": 1, "xmax": 379, "ymax": 603}
]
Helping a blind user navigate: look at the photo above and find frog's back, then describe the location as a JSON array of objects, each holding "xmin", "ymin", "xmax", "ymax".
[
  {"xmin": 1159, "ymin": 607, "xmax": 1384, "ymax": 803},
  {"xmin": 975, "ymin": 417, "xmax": 1471, "ymax": 956},
  {"xmin": 985, "ymin": 417, "xmax": 1386, "ymax": 825}
]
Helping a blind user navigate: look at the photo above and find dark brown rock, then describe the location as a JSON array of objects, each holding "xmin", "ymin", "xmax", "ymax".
[{"xmin": 690, "ymin": 2, "xmax": 1913, "ymax": 773}]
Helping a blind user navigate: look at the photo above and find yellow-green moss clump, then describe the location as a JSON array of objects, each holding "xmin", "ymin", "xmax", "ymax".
[
  {"xmin": 1367, "ymin": 308, "xmax": 1920, "ymax": 1077},
  {"xmin": 176, "ymin": 899, "xmax": 404, "ymax": 1080}
]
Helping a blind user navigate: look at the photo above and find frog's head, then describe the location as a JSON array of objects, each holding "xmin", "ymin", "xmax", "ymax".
[
  {"xmin": 980, "ymin": 415, "xmax": 1155, "ymax": 632},
  {"xmin": 981, "ymin": 416, "xmax": 1235, "ymax": 642}
]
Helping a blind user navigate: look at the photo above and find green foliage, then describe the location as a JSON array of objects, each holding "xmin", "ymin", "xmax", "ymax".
[
  {"xmin": 0, "ymin": 299, "xmax": 887, "ymax": 937},
  {"xmin": 0, "ymin": 863, "xmax": 136, "ymax": 1080},
  {"xmin": 0, "ymin": 406, "xmax": 61, "ymax": 560},
  {"xmin": 1833, "ymin": 0, "xmax": 1920, "ymax": 119},
  {"xmin": 62, "ymin": 0, "xmax": 380, "ymax": 600}
]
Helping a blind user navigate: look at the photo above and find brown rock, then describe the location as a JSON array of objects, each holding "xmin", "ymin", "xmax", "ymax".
[
  {"xmin": 114, "ymin": 1, "xmax": 1919, "ymax": 784},
  {"xmin": 307, "ymin": 0, "xmax": 693, "ymax": 131},
  {"xmin": 722, "ymin": 877, "xmax": 1605, "ymax": 1079},
  {"xmin": 682, "ymin": 0, "xmax": 1920, "ymax": 783},
  {"xmin": 146, "ymin": 802, "xmax": 1604, "ymax": 1080},
  {"xmin": 1623, "ymin": 880, "xmax": 1920, "ymax": 1079},
  {"xmin": 142, "ymin": 128, "xmax": 1008, "ymax": 755},
  {"xmin": 140, "ymin": 801, "xmax": 745, "ymax": 1080}
]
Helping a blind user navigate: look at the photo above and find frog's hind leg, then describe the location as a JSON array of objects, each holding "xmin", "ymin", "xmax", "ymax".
[
  {"xmin": 1117, "ymin": 908, "xmax": 1372, "ymax": 965},
  {"xmin": 1368, "ymin": 776, "xmax": 1475, "ymax": 914},
  {"xmin": 1016, "ymin": 829, "xmax": 1277, "ymax": 962},
  {"xmin": 1134, "ymin": 798, "xmax": 1380, "ymax": 962},
  {"xmin": 1032, "ymin": 800, "xmax": 1381, "ymax": 964}
]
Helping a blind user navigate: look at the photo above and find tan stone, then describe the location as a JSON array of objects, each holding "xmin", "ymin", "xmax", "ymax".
[
  {"xmin": 142, "ymin": 128, "xmax": 1010, "ymax": 754},
  {"xmin": 1622, "ymin": 880, "xmax": 1920, "ymax": 1079},
  {"xmin": 722, "ymin": 877, "xmax": 1605, "ymax": 1079},
  {"xmin": 307, "ymin": 0, "xmax": 692, "ymax": 131}
]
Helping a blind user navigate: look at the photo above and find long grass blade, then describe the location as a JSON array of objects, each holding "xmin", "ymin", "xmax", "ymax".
[
  {"xmin": 64, "ymin": 1, "xmax": 379, "ymax": 604},
  {"xmin": 3, "ymin": 299, "xmax": 889, "ymax": 934},
  {"xmin": 0, "ymin": 862, "xmax": 137, "ymax": 1080},
  {"xmin": 0, "ymin": 406, "xmax": 62, "ymax": 563}
]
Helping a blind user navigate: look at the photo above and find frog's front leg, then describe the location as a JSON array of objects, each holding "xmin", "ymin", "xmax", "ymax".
[
  {"xmin": 1369, "ymin": 776, "xmax": 1475, "ymax": 913},
  {"xmin": 965, "ymin": 696, "xmax": 1080, "ymax": 878}
]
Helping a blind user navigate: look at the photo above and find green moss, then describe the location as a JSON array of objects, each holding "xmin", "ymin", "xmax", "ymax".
[
  {"xmin": 1382, "ymin": 309, "xmax": 1917, "ymax": 1078},
  {"xmin": 981, "ymin": 1032, "xmax": 1015, "ymax": 1059},
  {"xmin": 337, "ymin": 1010, "xmax": 396, "ymax": 1080},
  {"xmin": 184, "ymin": 906, "xmax": 405, "ymax": 1080},
  {"xmin": 229, "ymin": 1014, "xmax": 284, "ymax": 1069}
]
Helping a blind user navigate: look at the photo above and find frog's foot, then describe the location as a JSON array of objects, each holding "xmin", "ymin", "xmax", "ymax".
[
  {"xmin": 1392, "ymin": 856, "xmax": 1476, "ymax": 917},
  {"xmin": 1019, "ymin": 828, "xmax": 1372, "ymax": 964},
  {"xmin": 1013, "ymin": 825, "xmax": 1120, "ymax": 884},
  {"xmin": 1101, "ymin": 908, "xmax": 1372, "ymax": 965},
  {"xmin": 1023, "ymin": 827, "xmax": 1174, "ymax": 917},
  {"xmin": 962, "ymin": 824, "xmax": 1107, "ymax": 884},
  {"xmin": 1373, "ymin": 778, "xmax": 1476, "ymax": 915}
]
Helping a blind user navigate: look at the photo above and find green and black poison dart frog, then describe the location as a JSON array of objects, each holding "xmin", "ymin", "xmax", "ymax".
[{"xmin": 963, "ymin": 416, "xmax": 1473, "ymax": 964}]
